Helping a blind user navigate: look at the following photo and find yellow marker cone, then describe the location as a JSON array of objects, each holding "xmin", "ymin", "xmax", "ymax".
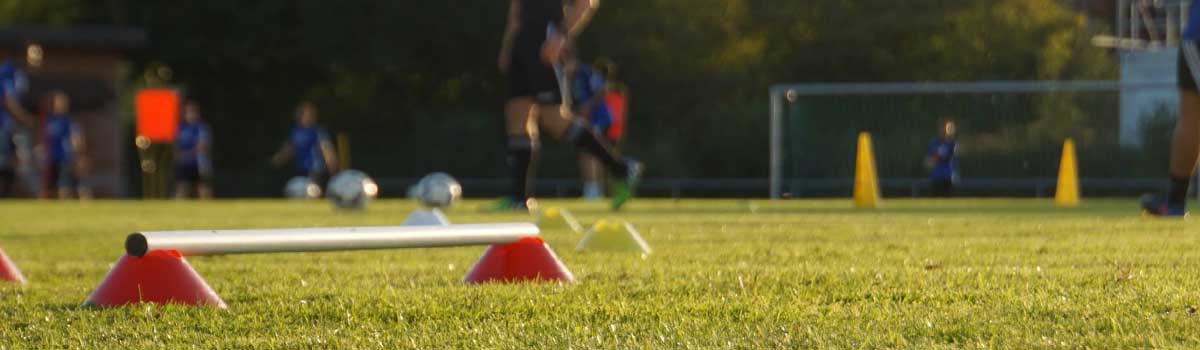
[
  {"xmin": 853, "ymin": 132, "xmax": 881, "ymax": 208},
  {"xmin": 1055, "ymin": 138, "xmax": 1080, "ymax": 207},
  {"xmin": 536, "ymin": 206, "xmax": 583, "ymax": 234},
  {"xmin": 576, "ymin": 220, "xmax": 652, "ymax": 256}
]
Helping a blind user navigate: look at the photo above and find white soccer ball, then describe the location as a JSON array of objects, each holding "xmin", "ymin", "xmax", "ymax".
[
  {"xmin": 327, "ymin": 170, "xmax": 379, "ymax": 210},
  {"xmin": 417, "ymin": 172, "xmax": 462, "ymax": 208},
  {"xmin": 284, "ymin": 176, "xmax": 322, "ymax": 199}
]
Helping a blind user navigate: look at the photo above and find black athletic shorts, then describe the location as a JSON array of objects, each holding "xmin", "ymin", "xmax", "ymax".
[
  {"xmin": 1180, "ymin": 41, "xmax": 1198, "ymax": 92},
  {"xmin": 175, "ymin": 163, "xmax": 210, "ymax": 184},
  {"xmin": 45, "ymin": 161, "xmax": 77, "ymax": 191},
  {"xmin": 505, "ymin": 32, "xmax": 562, "ymax": 105}
]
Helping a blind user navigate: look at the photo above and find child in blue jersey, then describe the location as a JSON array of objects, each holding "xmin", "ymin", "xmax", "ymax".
[
  {"xmin": 42, "ymin": 91, "xmax": 88, "ymax": 199},
  {"xmin": 569, "ymin": 55, "xmax": 615, "ymax": 200},
  {"xmin": 1142, "ymin": 0, "xmax": 1200, "ymax": 216},
  {"xmin": 271, "ymin": 102, "xmax": 338, "ymax": 192},
  {"xmin": 925, "ymin": 120, "xmax": 958, "ymax": 197},
  {"xmin": 0, "ymin": 58, "xmax": 33, "ymax": 197},
  {"xmin": 174, "ymin": 102, "xmax": 213, "ymax": 199}
]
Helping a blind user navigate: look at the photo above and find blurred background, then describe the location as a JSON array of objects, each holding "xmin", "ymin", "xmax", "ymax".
[{"xmin": 0, "ymin": 0, "xmax": 1185, "ymax": 198}]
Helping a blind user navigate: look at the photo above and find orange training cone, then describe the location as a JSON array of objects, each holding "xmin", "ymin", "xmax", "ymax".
[
  {"xmin": 0, "ymin": 247, "xmax": 26, "ymax": 284},
  {"xmin": 463, "ymin": 237, "xmax": 575, "ymax": 284},
  {"xmin": 1055, "ymin": 138, "xmax": 1080, "ymax": 207},
  {"xmin": 84, "ymin": 250, "xmax": 225, "ymax": 308},
  {"xmin": 853, "ymin": 132, "xmax": 881, "ymax": 208}
]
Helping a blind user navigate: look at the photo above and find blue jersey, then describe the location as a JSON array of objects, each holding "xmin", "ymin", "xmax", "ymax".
[
  {"xmin": 572, "ymin": 65, "xmax": 613, "ymax": 129},
  {"xmin": 0, "ymin": 60, "xmax": 24, "ymax": 139},
  {"xmin": 289, "ymin": 125, "xmax": 330, "ymax": 173},
  {"xmin": 926, "ymin": 138, "xmax": 957, "ymax": 181},
  {"xmin": 175, "ymin": 121, "xmax": 211, "ymax": 166},
  {"xmin": 1187, "ymin": 0, "xmax": 1200, "ymax": 40},
  {"xmin": 44, "ymin": 115, "xmax": 80, "ymax": 164}
]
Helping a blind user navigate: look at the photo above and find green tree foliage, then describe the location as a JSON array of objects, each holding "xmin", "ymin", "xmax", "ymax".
[{"xmin": 0, "ymin": 0, "xmax": 1116, "ymax": 189}]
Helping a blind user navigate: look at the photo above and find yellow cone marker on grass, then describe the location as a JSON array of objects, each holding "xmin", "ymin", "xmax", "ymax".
[
  {"xmin": 1055, "ymin": 138, "xmax": 1080, "ymax": 207},
  {"xmin": 576, "ymin": 219, "xmax": 652, "ymax": 256},
  {"xmin": 537, "ymin": 206, "xmax": 584, "ymax": 234},
  {"xmin": 853, "ymin": 132, "xmax": 881, "ymax": 208}
]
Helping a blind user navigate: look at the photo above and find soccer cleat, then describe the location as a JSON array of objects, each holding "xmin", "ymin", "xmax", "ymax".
[
  {"xmin": 610, "ymin": 158, "xmax": 643, "ymax": 211},
  {"xmin": 1140, "ymin": 194, "xmax": 1187, "ymax": 217},
  {"xmin": 487, "ymin": 197, "xmax": 538, "ymax": 214}
]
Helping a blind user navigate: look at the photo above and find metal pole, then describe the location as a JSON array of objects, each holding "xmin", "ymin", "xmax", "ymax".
[
  {"xmin": 769, "ymin": 87, "xmax": 784, "ymax": 199},
  {"xmin": 126, "ymin": 223, "xmax": 539, "ymax": 257},
  {"xmin": 1118, "ymin": 0, "xmax": 1127, "ymax": 48}
]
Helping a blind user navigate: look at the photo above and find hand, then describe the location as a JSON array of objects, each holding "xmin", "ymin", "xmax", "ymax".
[{"xmin": 541, "ymin": 35, "xmax": 565, "ymax": 65}]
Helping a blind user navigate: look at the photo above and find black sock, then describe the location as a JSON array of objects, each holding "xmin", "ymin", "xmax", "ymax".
[
  {"xmin": 1168, "ymin": 175, "xmax": 1191, "ymax": 206},
  {"xmin": 564, "ymin": 121, "xmax": 628, "ymax": 177},
  {"xmin": 507, "ymin": 138, "xmax": 538, "ymax": 203}
]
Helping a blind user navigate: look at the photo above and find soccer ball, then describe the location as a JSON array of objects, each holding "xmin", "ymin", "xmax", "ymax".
[
  {"xmin": 327, "ymin": 170, "xmax": 379, "ymax": 210},
  {"xmin": 417, "ymin": 172, "xmax": 462, "ymax": 208},
  {"xmin": 284, "ymin": 176, "xmax": 321, "ymax": 199}
]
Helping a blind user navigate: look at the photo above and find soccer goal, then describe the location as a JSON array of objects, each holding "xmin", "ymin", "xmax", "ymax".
[{"xmin": 767, "ymin": 80, "xmax": 1178, "ymax": 199}]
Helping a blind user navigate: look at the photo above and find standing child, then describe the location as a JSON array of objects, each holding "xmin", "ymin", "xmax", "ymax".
[
  {"xmin": 174, "ymin": 101, "xmax": 214, "ymax": 199},
  {"xmin": 925, "ymin": 119, "xmax": 958, "ymax": 197},
  {"xmin": 271, "ymin": 102, "xmax": 338, "ymax": 192},
  {"xmin": 43, "ymin": 91, "xmax": 89, "ymax": 199}
]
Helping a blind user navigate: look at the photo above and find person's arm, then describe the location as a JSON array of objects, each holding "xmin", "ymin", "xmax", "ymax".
[
  {"xmin": 563, "ymin": 0, "xmax": 599, "ymax": 41},
  {"xmin": 543, "ymin": 0, "xmax": 599, "ymax": 64},
  {"xmin": 320, "ymin": 140, "xmax": 339, "ymax": 173},
  {"xmin": 270, "ymin": 142, "xmax": 293, "ymax": 167},
  {"xmin": 197, "ymin": 126, "xmax": 213, "ymax": 174},
  {"xmin": 499, "ymin": 0, "xmax": 522, "ymax": 73},
  {"xmin": 3, "ymin": 94, "xmax": 33, "ymax": 127},
  {"xmin": 71, "ymin": 124, "xmax": 89, "ymax": 174}
]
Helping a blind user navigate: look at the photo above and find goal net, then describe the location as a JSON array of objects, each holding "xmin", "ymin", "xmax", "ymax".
[{"xmin": 768, "ymin": 81, "xmax": 1177, "ymax": 198}]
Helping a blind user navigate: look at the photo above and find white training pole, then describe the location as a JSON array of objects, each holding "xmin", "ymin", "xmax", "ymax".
[{"xmin": 125, "ymin": 223, "xmax": 539, "ymax": 257}]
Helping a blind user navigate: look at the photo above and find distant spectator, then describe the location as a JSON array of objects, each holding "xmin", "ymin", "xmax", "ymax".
[
  {"xmin": 0, "ymin": 58, "xmax": 33, "ymax": 197},
  {"xmin": 174, "ymin": 101, "xmax": 213, "ymax": 199},
  {"xmin": 42, "ymin": 91, "xmax": 89, "ymax": 199},
  {"xmin": 271, "ymin": 102, "xmax": 338, "ymax": 191},
  {"xmin": 925, "ymin": 119, "xmax": 958, "ymax": 197}
]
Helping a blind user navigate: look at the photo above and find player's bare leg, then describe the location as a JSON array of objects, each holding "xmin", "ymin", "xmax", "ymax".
[{"xmin": 494, "ymin": 97, "xmax": 541, "ymax": 211}]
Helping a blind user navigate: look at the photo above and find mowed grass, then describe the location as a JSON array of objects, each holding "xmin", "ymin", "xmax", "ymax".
[{"xmin": 0, "ymin": 198, "xmax": 1196, "ymax": 349}]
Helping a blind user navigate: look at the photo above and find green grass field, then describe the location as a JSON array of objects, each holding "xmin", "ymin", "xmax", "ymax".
[{"xmin": 0, "ymin": 198, "xmax": 1196, "ymax": 349}]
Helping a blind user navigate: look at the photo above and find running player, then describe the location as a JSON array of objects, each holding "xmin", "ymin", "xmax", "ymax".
[
  {"xmin": 1142, "ymin": 0, "xmax": 1200, "ymax": 216},
  {"xmin": 43, "ymin": 91, "xmax": 88, "ymax": 199},
  {"xmin": 0, "ymin": 58, "xmax": 33, "ymax": 197},
  {"xmin": 174, "ymin": 101, "xmax": 214, "ymax": 199},
  {"xmin": 271, "ymin": 102, "xmax": 338, "ymax": 191},
  {"xmin": 496, "ymin": 0, "xmax": 642, "ymax": 211}
]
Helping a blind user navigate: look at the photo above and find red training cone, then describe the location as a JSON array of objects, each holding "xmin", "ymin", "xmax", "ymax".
[
  {"xmin": 0, "ymin": 247, "xmax": 26, "ymax": 284},
  {"xmin": 84, "ymin": 250, "xmax": 225, "ymax": 308},
  {"xmin": 464, "ymin": 237, "xmax": 575, "ymax": 284}
]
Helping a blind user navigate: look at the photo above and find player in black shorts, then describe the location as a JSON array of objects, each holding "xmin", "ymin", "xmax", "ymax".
[
  {"xmin": 1142, "ymin": 4, "xmax": 1200, "ymax": 217},
  {"xmin": 495, "ymin": 0, "xmax": 642, "ymax": 212}
]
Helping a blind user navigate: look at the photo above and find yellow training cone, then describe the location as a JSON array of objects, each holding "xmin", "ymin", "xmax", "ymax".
[
  {"xmin": 576, "ymin": 220, "xmax": 652, "ymax": 256},
  {"xmin": 536, "ymin": 206, "xmax": 583, "ymax": 234},
  {"xmin": 1055, "ymin": 138, "xmax": 1080, "ymax": 207},
  {"xmin": 853, "ymin": 132, "xmax": 881, "ymax": 208}
]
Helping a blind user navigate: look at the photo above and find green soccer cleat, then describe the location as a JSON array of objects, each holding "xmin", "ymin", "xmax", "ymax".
[{"xmin": 610, "ymin": 159, "xmax": 643, "ymax": 211}]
